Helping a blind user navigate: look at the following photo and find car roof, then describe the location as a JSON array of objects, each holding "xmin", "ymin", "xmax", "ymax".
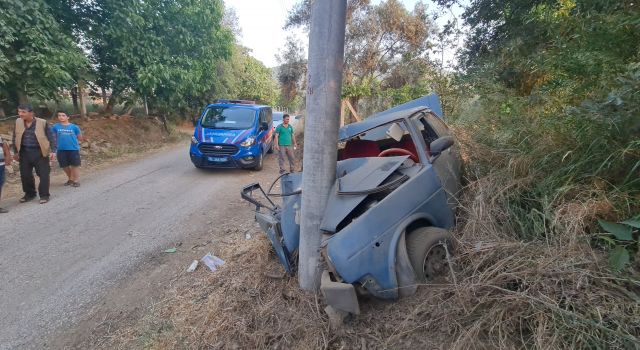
[
  {"xmin": 205, "ymin": 103, "xmax": 269, "ymax": 110},
  {"xmin": 339, "ymin": 107, "xmax": 428, "ymax": 139},
  {"xmin": 369, "ymin": 93, "xmax": 443, "ymax": 119},
  {"xmin": 339, "ymin": 93, "xmax": 443, "ymax": 140}
]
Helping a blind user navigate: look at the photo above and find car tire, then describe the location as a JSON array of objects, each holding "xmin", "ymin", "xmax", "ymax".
[
  {"xmin": 406, "ymin": 227, "xmax": 453, "ymax": 282},
  {"xmin": 253, "ymin": 152, "xmax": 264, "ymax": 171}
]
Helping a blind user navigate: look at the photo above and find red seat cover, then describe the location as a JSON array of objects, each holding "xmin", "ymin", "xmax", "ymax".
[{"xmin": 341, "ymin": 139, "xmax": 381, "ymax": 160}]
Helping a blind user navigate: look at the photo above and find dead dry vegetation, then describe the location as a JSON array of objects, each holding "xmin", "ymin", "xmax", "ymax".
[{"xmin": 87, "ymin": 126, "xmax": 639, "ymax": 350}]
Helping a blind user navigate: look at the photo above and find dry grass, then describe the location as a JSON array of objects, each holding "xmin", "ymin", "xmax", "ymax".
[
  {"xmin": 91, "ymin": 127, "xmax": 640, "ymax": 350},
  {"xmin": 95, "ymin": 171, "xmax": 640, "ymax": 349},
  {"xmin": 418, "ymin": 175, "xmax": 640, "ymax": 349}
]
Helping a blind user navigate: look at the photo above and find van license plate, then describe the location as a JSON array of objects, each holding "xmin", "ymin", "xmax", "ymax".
[{"xmin": 208, "ymin": 157, "xmax": 226, "ymax": 162}]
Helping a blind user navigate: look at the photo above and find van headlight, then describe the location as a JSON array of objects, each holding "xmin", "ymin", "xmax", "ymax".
[
  {"xmin": 191, "ymin": 136, "xmax": 198, "ymax": 144},
  {"xmin": 240, "ymin": 136, "xmax": 255, "ymax": 147}
]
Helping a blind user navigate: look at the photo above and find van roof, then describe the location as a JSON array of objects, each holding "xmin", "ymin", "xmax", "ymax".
[{"xmin": 207, "ymin": 99, "xmax": 269, "ymax": 109}]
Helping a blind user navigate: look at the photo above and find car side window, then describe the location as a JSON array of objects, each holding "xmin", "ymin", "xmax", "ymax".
[
  {"xmin": 426, "ymin": 114, "xmax": 450, "ymax": 137},
  {"xmin": 265, "ymin": 108, "xmax": 272, "ymax": 124},
  {"xmin": 414, "ymin": 113, "xmax": 440, "ymax": 145}
]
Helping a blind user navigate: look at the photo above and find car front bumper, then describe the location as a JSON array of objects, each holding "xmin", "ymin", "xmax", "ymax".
[{"xmin": 190, "ymin": 143, "xmax": 262, "ymax": 169}]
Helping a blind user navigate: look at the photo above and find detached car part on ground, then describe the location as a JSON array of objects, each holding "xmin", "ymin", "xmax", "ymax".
[{"xmin": 241, "ymin": 94, "xmax": 461, "ymax": 314}]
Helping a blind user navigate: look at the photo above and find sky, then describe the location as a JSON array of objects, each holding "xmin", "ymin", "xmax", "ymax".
[
  {"xmin": 225, "ymin": 0, "xmax": 305, "ymax": 68},
  {"xmin": 226, "ymin": 0, "xmax": 464, "ymax": 69}
]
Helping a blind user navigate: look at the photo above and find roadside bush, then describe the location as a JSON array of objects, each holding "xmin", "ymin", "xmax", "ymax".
[{"xmin": 428, "ymin": 61, "xmax": 640, "ymax": 347}]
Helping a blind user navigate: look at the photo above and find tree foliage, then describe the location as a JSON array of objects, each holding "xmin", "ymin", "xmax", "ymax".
[
  {"xmin": 438, "ymin": 0, "xmax": 640, "ymax": 237},
  {"xmin": 0, "ymin": 0, "xmax": 279, "ymax": 117},
  {"xmin": 0, "ymin": 0, "xmax": 88, "ymax": 103},
  {"xmin": 286, "ymin": 0, "xmax": 435, "ymax": 113},
  {"xmin": 276, "ymin": 36, "xmax": 306, "ymax": 108},
  {"xmin": 86, "ymin": 0, "xmax": 234, "ymax": 114}
]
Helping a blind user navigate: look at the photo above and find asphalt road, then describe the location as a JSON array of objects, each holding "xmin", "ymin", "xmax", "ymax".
[{"xmin": 0, "ymin": 145, "xmax": 278, "ymax": 349}]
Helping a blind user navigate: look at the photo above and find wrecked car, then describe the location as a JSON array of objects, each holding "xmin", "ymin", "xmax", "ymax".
[{"xmin": 241, "ymin": 94, "xmax": 461, "ymax": 314}]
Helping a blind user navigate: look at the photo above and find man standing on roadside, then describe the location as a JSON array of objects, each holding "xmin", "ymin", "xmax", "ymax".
[
  {"xmin": 12, "ymin": 104, "xmax": 57, "ymax": 204},
  {"xmin": 273, "ymin": 114, "xmax": 298, "ymax": 174},
  {"xmin": 52, "ymin": 111, "xmax": 83, "ymax": 187}
]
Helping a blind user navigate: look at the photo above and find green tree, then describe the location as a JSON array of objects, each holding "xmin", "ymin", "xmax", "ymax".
[
  {"xmin": 276, "ymin": 36, "xmax": 306, "ymax": 109},
  {"xmin": 287, "ymin": 0, "xmax": 434, "ymax": 114},
  {"xmin": 235, "ymin": 51, "xmax": 278, "ymax": 105},
  {"xmin": 88, "ymin": 0, "xmax": 234, "ymax": 115},
  {"xmin": 438, "ymin": 0, "xmax": 639, "ymax": 97},
  {"xmin": 0, "ymin": 0, "xmax": 87, "ymax": 107}
]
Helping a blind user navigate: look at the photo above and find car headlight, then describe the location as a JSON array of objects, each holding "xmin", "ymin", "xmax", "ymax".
[
  {"xmin": 191, "ymin": 136, "xmax": 198, "ymax": 144},
  {"xmin": 240, "ymin": 136, "xmax": 255, "ymax": 147}
]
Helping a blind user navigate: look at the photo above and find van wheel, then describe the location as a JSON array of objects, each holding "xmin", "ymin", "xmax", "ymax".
[
  {"xmin": 406, "ymin": 227, "xmax": 453, "ymax": 282},
  {"xmin": 253, "ymin": 153, "xmax": 264, "ymax": 171}
]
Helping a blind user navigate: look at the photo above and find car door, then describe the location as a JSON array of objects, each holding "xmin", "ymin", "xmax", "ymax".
[{"xmin": 423, "ymin": 113, "xmax": 461, "ymax": 210}]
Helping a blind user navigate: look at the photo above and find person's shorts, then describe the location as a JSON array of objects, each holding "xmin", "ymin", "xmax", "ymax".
[
  {"xmin": 0, "ymin": 164, "xmax": 5, "ymax": 187},
  {"xmin": 57, "ymin": 150, "xmax": 81, "ymax": 168}
]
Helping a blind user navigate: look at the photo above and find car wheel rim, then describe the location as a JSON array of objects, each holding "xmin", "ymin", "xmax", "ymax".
[{"xmin": 422, "ymin": 243, "xmax": 448, "ymax": 280}]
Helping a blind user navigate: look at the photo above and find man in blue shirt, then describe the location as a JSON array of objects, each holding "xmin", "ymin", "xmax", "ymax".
[
  {"xmin": 0, "ymin": 135, "xmax": 12, "ymax": 213},
  {"xmin": 52, "ymin": 111, "xmax": 84, "ymax": 187}
]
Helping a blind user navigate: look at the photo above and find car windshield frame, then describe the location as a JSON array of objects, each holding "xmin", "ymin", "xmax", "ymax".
[
  {"xmin": 200, "ymin": 106, "xmax": 257, "ymax": 130},
  {"xmin": 338, "ymin": 118, "xmax": 411, "ymax": 143}
]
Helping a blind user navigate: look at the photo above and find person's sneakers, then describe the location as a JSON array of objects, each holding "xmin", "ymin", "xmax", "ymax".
[
  {"xmin": 39, "ymin": 197, "xmax": 50, "ymax": 204},
  {"xmin": 279, "ymin": 169, "xmax": 286, "ymax": 175},
  {"xmin": 19, "ymin": 195, "xmax": 36, "ymax": 203},
  {"xmin": 71, "ymin": 182, "xmax": 80, "ymax": 187},
  {"xmin": 64, "ymin": 180, "xmax": 73, "ymax": 186},
  {"xmin": 0, "ymin": 208, "xmax": 8, "ymax": 213}
]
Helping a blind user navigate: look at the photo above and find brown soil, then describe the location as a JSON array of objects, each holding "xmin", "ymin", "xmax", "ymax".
[{"xmin": 0, "ymin": 116, "xmax": 180, "ymax": 200}]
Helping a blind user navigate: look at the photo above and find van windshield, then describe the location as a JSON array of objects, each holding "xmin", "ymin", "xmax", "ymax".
[{"xmin": 201, "ymin": 106, "xmax": 256, "ymax": 129}]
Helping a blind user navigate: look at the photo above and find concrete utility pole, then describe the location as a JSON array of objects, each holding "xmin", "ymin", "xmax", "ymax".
[{"xmin": 299, "ymin": 0, "xmax": 347, "ymax": 291}]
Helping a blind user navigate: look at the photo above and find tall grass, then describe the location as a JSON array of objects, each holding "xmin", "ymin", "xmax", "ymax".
[
  {"xmin": 424, "ymin": 62, "xmax": 640, "ymax": 347},
  {"xmin": 451, "ymin": 64, "xmax": 640, "ymax": 238}
]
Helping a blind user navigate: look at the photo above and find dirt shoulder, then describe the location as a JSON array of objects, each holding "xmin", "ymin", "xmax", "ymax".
[
  {"xmin": 47, "ymin": 149, "xmax": 284, "ymax": 350},
  {"xmin": 0, "ymin": 117, "xmax": 182, "ymax": 201}
]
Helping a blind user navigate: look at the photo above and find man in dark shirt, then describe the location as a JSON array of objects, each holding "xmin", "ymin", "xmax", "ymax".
[{"xmin": 12, "ymin": 104, "xmax": 57, "ymax": 204}]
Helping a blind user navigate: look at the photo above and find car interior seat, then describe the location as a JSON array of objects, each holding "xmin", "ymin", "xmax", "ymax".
[{"xmin": 340, "ymin": 139, "xmax": 381, "ymax": 160}]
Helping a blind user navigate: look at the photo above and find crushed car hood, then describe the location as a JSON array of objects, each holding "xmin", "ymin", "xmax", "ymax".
[{"xmin": 320, "ymin": 156, "xmax": 410, "ymax": 232}]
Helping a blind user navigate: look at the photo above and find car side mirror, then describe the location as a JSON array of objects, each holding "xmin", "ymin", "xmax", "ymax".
[
  {"xmin": 261, "ymin": 122, "xmax": 269, "ymax": 130},
  {"xmin": 430, "ymin": 136, "xmax": 454, "ymax": 156}
]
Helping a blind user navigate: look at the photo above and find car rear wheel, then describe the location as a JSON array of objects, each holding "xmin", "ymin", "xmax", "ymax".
[{"xmin": 406, "ymin": 227, "xmax": 453, "ymax": 282}]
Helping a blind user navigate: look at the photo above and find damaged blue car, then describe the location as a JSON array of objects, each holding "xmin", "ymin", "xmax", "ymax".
[{"xmin": 241, "ymin": 94, "xmax": 461, "ymax": 314}]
